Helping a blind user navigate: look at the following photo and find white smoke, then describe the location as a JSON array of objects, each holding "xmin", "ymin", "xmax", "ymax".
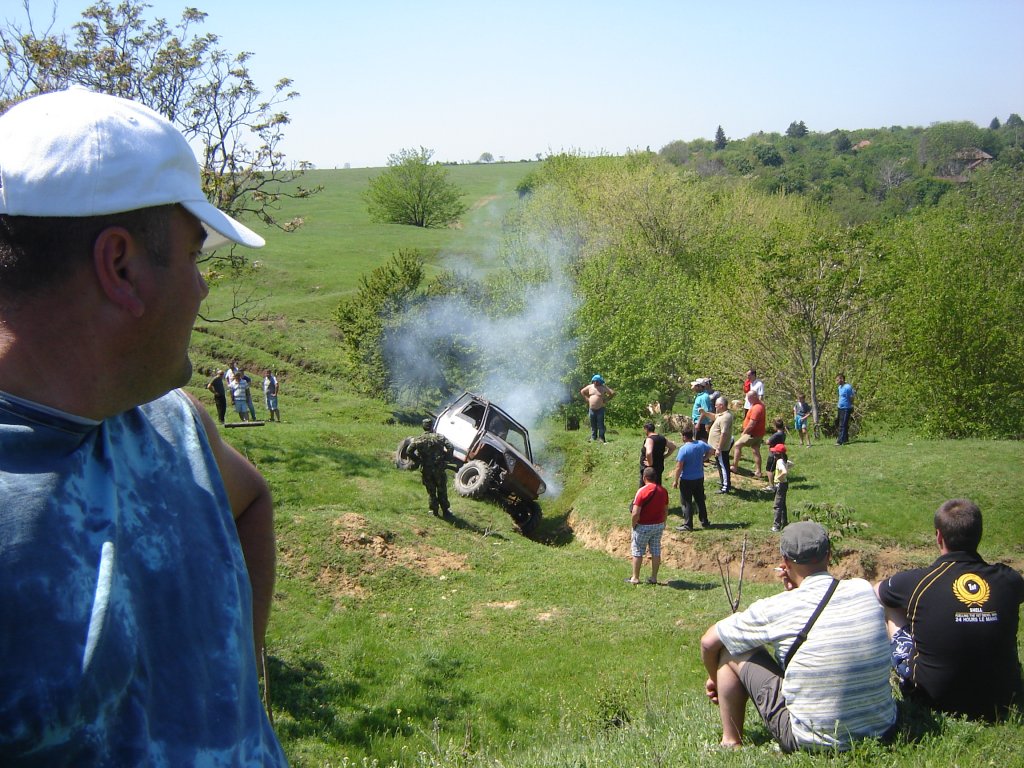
[{"xmin": 384, "ymin": 228, "xmax": 579, "ymax": 495}]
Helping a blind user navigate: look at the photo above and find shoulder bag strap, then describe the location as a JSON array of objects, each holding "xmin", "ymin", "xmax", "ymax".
[{"xmin": 783, "ymin": 578, "xmax": 839, "ymax": 671}]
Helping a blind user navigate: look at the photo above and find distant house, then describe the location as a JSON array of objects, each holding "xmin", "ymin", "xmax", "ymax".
[
  {"xmin": 937, "ymin": 147, "xmax": 993, "ymax": 182},
  {"xmin": 952, "ymin": 148, "xmax": 993, "ymax": 172}
]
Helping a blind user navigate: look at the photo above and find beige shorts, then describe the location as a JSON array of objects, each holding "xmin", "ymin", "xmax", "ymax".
[{"xmin": 733, "ymin": 432, "xmax": 763, "ymax": 450}]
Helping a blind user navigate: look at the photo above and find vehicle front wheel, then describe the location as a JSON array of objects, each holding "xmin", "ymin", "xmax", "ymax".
[
  {"xmin": 508, "ymin": 498, "xmax": 542, "ymax": 535},
  {"xmin": 453, "ymin": 460, "xmax": 493, "ymax": 498}
]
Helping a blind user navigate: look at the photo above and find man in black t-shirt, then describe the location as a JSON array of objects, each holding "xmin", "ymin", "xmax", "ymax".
[
  {"xmin": 639, "ymin": 421, "xmax": 675, "ymax": 487},
  {"xmin": 875, "ymin": 499, "xmax": 1024, "ymax": 721}
]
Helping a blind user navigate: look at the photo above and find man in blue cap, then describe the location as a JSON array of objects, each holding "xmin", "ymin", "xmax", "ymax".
[{"xmin": 580, "ymin": 374, "xmax": 615, "ymax": 442}]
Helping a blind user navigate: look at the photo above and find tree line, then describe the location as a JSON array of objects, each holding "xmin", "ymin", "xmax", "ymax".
[
  {"xmin": 339, "ymin": 150, "xmax": 1024, "ymax": 440},
  {"xmin": 658, "ymin": 116, "xmax": 1023, "ymax": 226}
]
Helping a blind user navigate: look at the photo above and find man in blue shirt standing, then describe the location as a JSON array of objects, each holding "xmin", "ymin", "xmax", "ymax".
[
  {"xmin": 672, "ymin": 425, "xmax": 714, "ymax": 531},
  {"xmin": 836, "ymin": 374, "xmax": 855, "ymax": 445}
]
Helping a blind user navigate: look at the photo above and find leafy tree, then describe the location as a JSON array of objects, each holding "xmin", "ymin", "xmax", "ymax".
[
  {"xmin": 714, "ymin": 125, "xmax": 727, "ymax": 150},
  {"xmin": 333, "ymin": 250, "xmax": 427, "ymax": 397},
  {"xmin": 1006, "ymin": 113, "xmax": 1024, "ymax": 128},
  {"xmin": 754, "ymin": 217, "xmax": 878, "ymax": 420},
  {"xmin": 0, "ymin": 0, "xmax": 317, "ymax": 257},
  {"xmin": 786, "ymin": 120, "xmax": 808, "ymax": 138},
  {"xmin": 364, "ymin": 147, "xmax": 467, "ymax": 228},
  {"xmin": 478, "ymin": 152, "xmax": 494, "ymax": 163},
  {"xmin": 990, "ymin": 117, "xmax": 1002, "ymax": 130},
  {"xmin": 834, "ymin": 132, "xmax": 852, "ymax": 153},
  {"xmin": 658, "ymin": 139, "xmax": 689, "ymax": 166},
  {"xmin": 916, "ymin": 121, "xmax": 990, "ymax": 173},
  {"xmin": 882, "ymin": 165, "xmax": 1024, "ymax": 437},
  {"xmin": 754, "ymin": 143, "xmax": 784, "ymax": 167}
]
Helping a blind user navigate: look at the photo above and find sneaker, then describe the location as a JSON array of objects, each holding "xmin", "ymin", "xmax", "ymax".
[
  {"xmin": 675, "ymin": 524, "xmax": 693, "ymax": 532},
  {"xmin": 765, "ymin": 485, "xmax": 776, "ymax": 493},
  {"xmin": 771, "ymin": 525, "xmax": 781, "ymax": 532},
  {"xmin": 715, "ymin": 488, "xmax": 729, "ymax": 494},
  {"xmin": 701, "ymin": 521, "xmax": 712, "ymax": 529}
]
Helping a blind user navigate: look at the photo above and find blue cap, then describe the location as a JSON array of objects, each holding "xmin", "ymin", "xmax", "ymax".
[{"xmin": 591, "ymin": 374, "xmax": 604, "ymax": 382}]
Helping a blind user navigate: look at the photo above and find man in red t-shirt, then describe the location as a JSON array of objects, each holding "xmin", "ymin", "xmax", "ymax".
[
  {"xmin": 731, "ymin": 390, "xmax": 767, "ymax": 479},
  {"xmin": 628, "ymin": 467, "xmax": 670, "ymax": 584}
]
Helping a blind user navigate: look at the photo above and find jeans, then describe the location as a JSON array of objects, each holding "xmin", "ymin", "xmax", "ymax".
[
  {"xmin": 588, "ymin": 407, "xmax": 606, "ymax": 441},
  {"xmin": 679, "ymin": 478, "xmax": 708, "ymax": 527},
  {"xmin": 837, "ymin": 407, "xmax": 851, "ymax": 444},
  {"xmin": 773, "ymin": 482, "xmax": 789, "ymax": 529}
]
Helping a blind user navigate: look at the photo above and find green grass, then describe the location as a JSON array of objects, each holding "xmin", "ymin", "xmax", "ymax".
[{"xmin": 184, "ymin": 166, "xmax": 1024, "ymax": 767}]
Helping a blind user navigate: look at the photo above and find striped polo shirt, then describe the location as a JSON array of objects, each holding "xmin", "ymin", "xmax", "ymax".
[{"xmin": 716, "ymin": 572, "xmax": 896, "ymax": 750}]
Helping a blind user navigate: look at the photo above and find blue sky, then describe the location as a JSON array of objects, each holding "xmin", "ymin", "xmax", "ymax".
[{"xmin": 34, "ymin": 0, "xmax": 1024, "ymax": 168}]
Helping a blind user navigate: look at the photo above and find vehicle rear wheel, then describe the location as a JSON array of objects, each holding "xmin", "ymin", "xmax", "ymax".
[
  {"xmin": 454, "ymin": 460, "xmax": 493, "ymax": 498},
  {"xmin": 394, "ymin": 437, "xmax": 415, "ymax": 470}
]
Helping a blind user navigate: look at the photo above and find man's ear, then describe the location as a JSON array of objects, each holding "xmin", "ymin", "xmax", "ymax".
[{"xmin": 92, "ymin": 226, "xmax": 146, "ymax": 318}]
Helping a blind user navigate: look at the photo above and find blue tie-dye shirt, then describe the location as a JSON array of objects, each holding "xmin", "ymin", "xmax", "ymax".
[{"xmin": 0, "ymin": 389, "xmax": 288, "ymax": 766}]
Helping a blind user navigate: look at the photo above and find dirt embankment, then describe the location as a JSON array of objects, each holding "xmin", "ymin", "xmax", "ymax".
[
  {"xmin": 280, "ymin": 512, "xmax": 470, "ymax": 602},
  {"xmin": 565, "ymin": 512, "xmax": 959, "ymax": 583}
]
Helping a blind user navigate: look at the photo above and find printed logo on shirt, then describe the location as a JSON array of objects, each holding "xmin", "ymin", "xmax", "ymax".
[{"xmin": 952, "ymin": 573, "xmax": 990, "ymax": 608}]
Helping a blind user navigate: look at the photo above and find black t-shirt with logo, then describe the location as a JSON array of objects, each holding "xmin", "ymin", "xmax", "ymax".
[{"xmin": 877, "ymin": 551, "xmax": 1024, "ymax": 720}]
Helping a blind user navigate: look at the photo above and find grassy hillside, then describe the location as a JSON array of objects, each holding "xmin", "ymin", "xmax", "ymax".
[{"xmin": 186, "ymin": 165, "xmax": 1024, "ymax": 767}]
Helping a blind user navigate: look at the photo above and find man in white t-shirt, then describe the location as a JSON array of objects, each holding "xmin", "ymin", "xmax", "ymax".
[{"xmin": 743, "ymin": 368, "xmax": 764, "ymax": 413}]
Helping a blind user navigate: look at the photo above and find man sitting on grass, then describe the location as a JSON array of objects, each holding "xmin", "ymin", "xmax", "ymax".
[
  {"xmin": 699, "ymin": 522, "xmax": 896, "ymax": 752},
  {"xmin": 875, "ymin": 498, "xmax": 1024, "ymax": 721}
]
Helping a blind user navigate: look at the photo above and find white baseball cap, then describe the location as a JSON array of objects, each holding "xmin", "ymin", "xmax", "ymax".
[{"xmin": 0, "ymin": 87, "xmax": 264, "ymax": 250}]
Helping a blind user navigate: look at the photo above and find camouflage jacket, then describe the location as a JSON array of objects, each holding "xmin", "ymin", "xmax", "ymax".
[{"xmin": 408, "ymin": 432, "xmax": 454, "ymax": 470}]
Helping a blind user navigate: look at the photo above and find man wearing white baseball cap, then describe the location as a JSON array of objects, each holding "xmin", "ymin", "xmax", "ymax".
[{"xmin": 0, "ymin": 88, "xmax": 287, "ymax": 765}]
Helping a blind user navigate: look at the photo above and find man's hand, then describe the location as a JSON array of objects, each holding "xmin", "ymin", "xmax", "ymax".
[
  {"xmin": 777, "ymin": 563, "xmax": 795, "ymax": 591},
  {"xmin": 705, "ymin": 677, "xmax": 720, "ymax": 705}
]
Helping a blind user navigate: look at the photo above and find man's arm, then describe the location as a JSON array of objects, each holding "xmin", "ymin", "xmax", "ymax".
[
  {"xmin": 644, "ymin": 437, "xmax": 654, "ymax": 466},
  {"xmin": 700, "ymin": 624, "xmax": 725, "ymax": 702},
  {"xmin": 672, "ymin": 460, "xmax": 682, "ymax": 488},
  {"xmin": 187, "ymin": 392, "xmax": 276, "ymax": 661}
]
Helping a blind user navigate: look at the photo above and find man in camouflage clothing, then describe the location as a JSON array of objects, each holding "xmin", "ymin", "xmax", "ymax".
[{"xmin": 408, "ymin": 418, "xmax": 454, "ymax": 517}]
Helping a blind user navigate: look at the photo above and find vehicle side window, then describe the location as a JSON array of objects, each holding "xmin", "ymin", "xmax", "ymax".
[
  {"xmin": 504, "ymin": 427, "xmax": 528, "ymax": 457},
  {"xmin": 461, "ymin": 403, "xmax": 485, "ymax": 427}
]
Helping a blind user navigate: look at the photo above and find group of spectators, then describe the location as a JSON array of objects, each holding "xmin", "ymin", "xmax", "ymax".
[
  {"xmin": 619, "ymin": 367, "xmax": 1021, "ymax": 753},
  {"xmin": 206, "ymin": 363, "xmax": 281, "ymax": 423}
]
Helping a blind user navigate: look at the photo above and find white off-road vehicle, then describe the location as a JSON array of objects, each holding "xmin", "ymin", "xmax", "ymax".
[{"xmin": 396, "ymin": 392, "xmax": 545, "ymax": 533}]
